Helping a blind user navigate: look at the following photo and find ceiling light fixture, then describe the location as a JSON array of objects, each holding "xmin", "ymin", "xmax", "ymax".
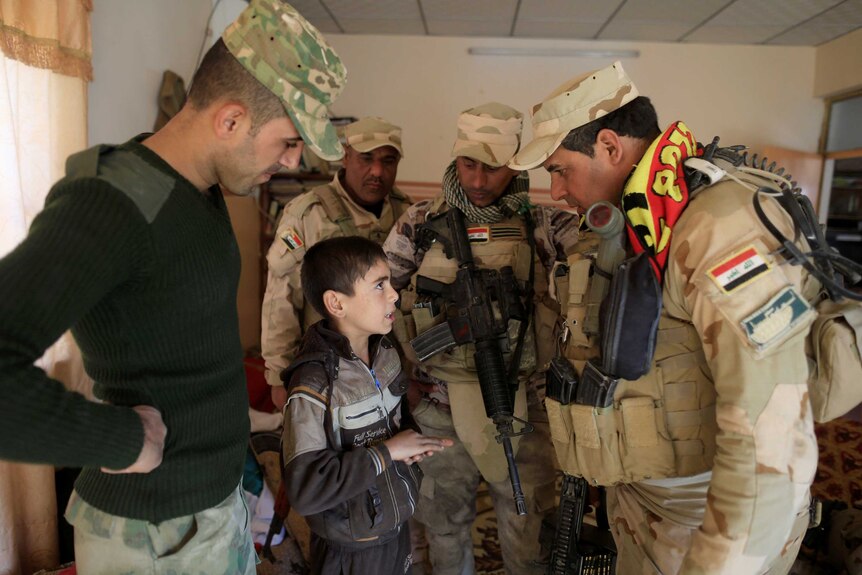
[{"xmin": 467, "ymin": 47, "xmax": 640, "ymax": 58}]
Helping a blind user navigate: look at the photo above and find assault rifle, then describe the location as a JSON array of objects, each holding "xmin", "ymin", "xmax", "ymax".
[
  {"xmin": 544, "ymin": 474, "xmax": 617, "ymax": 575},
  {"xmin": 410, "ymin": 207, "xmax": 531, "ymax": 515}
]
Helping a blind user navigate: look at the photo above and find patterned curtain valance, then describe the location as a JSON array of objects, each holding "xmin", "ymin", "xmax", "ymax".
[{"xmin": 0, "ymin": 0, "xmax": 92, "ymax": 81}]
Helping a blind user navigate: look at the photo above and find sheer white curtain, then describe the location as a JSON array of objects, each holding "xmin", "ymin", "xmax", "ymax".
[{"xmin": 0, "ymin": 2, "xmax": 92, "ymax": 573}]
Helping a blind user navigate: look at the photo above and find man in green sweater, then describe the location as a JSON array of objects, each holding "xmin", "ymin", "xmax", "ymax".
[{"xmin": 0, "ymin": 1, "xmax": 345, "ymax": 572}]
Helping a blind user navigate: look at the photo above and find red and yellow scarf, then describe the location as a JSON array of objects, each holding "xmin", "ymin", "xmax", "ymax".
[{"xmin": 621, "ymin": 121, "xmax": 699, "ymax": 282}]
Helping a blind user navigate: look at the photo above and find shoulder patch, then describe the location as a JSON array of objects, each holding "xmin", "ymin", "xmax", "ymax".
[
  {"xmin": 741, "ymin": 286, "xmax": 814, "ymax": 352},
  {"xmin": 280, "ymin": 227, "xmax": 304, "ymax": 250},
  {"xmin": 467, "ymin": 226, "xmax": 490, "ymax": 242},
  {"xmin": 490, "ymin": 224, "xmax": 524, "ymax": 240},
  {"xmin": 693, "ymin": 235, "xmax": 815, "ymax": 359},
  {"xmin": 66, "ymin": 147, "xmax": 175, "ymax": 224},
  {"xmin": 708, "ymin": 244, "xmax": 771, "ymax": 294}
]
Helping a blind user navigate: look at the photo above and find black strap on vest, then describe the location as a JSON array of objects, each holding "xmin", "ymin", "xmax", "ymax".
[
  {"xmin": 689, "ymin": 141, "xmax": 862, "ymax": 302},
  {"xmin": 314, "ymin": 185, "xmax": 359, "ymax": 238},
  {"xmin": 753, "ymin": 186, "xmax": 862, "ymax": 302}
]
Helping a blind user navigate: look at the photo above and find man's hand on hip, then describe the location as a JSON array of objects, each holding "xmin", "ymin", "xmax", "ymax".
[{"xmin": 101, "ymin": 405, "xmax": 167, "ymax": 474}]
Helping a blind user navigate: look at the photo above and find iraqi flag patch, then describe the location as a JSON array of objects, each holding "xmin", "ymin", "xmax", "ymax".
[
  {"xmin": 280, "ymin": 227, "xmax": 304, "ymax": 250},
  {"xmin": 708, "ymin": 245, "xmax": 770, "ymax": 294},
  {"xmin": 467, "ymin": 226, "xmax": 490, "ymax": 242}
]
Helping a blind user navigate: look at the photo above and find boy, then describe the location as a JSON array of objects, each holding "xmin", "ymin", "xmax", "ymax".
[{"xmin": 282, "ymin": 236, "xmax": 452, "ymax": 575}]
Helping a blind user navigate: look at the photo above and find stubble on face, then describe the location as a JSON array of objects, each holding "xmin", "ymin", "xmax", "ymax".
[
  {"xmin": 455, "ymin": 157, "xmax": 515, "ymax": 208},
  {"xmin": 220, "ymin": 116, "xmax": 303, "ymax": 196},
  {"xmin": 341, "ymin": 146, "xmax": 401, "ymax": 207}
]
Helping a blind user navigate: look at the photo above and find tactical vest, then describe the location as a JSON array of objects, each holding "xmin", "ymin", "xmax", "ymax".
[
  {"xmin": 403, "ymin": 200, "xmax": 547, "ymax": 385},
  {"xmin": 544, "ymin": 157, "xmax": 862, "ymax": 485},
  {"xmin": 290, "ymin": 180, "xmax": 411, "ymax": 331},
  {"xmin": 399, "ymin": 199, "xmax": 558, "ymax": 481},
  {"xmin": 313, "ymin": 182, "xmax": 411, "ymax": 245},
  {"xmin": 546, "ymin": 230, "xmax": 716, "ymax": 487}
]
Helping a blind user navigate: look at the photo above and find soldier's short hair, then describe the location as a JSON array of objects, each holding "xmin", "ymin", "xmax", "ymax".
[
  {"xmin": 302, "ymin": 237, "xmax": 387, "ymax": 320},
  {"xmin": 187, "ymin": 38, "xmax": 286, "ymax": 135},
  {"xmin": 560, "ymin": 96, "xmax": 661, "ymax": 158}
]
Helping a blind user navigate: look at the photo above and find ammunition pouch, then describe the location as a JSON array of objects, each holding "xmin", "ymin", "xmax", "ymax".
[
  {"xmin": 807, "ymin": 297, "xmax": 862, "ymax": 422},
  {"xmin": 546, "ymin": 315, "xmax": 716, "ymax": 486},
  {"xmin": 546, "ymin": 356, "xmax": 579, "ymax": 406},
  {"xmin": 599, "ymin": 251, "xmax": 662, "ymax": 381}
]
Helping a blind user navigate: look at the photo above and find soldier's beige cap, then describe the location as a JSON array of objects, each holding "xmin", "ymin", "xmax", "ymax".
[
  {"xmin": 344, "ymin": 117, "xmax": 404, "ymax": 157},
  {"xmin": 451, "ymin": 102, "xmax": 523, "ymax": 168},
  {"xmin": 509, "ymin": 61, "xmax": 638, "ymax": 170},
  {"xmin": 223, "ymin": 0, "xmax": 347, "ymax": 161}
]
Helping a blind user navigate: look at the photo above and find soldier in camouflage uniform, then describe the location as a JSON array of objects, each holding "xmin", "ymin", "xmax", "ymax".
[
  {"xmin": 0, "ymin": 1, "xmax": 347, "ymax": 573},
  {"xmin": 510, "ymin": 61, "xmax": 822, "ymax": 574},
  {"xmin": 262, "ymin": 116, "xmax": 412, "ymax": 409},
  {"xmin": 383, "ymin": 102, "xmax": 581, "ymax": 575}
]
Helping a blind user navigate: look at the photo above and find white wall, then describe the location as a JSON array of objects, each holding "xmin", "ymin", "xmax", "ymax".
[
  {"xmin": 88, "ymin": 0, "xmax": 211, "ymax": 146},
  {"xmin": 323, "ymin": 35, "xmax": 822, "ymax": 188},
  {"xmin": 92, "ymin": 1, "xmax": 824, "ymax": 190}
]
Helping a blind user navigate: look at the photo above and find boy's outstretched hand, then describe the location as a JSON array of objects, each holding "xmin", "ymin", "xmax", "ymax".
[{"xmin": 384, "ymin": 429, "xmax": 454, "ymax": 464}]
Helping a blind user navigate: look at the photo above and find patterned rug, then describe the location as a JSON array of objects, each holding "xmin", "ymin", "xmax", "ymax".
[
  {"xmin": 811, "ymin": 417, "xmax": 862, "ymax": 508},
  {"xmin": 473, "ymin": 485, "xmax": 504, "ymax": 575},
  {"xmin": 259, "ymin": 417, "xmax": 862, "ymax": 575}
]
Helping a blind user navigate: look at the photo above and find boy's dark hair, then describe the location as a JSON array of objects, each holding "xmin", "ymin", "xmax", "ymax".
[
  {"xmin": 560, "ymin": 96, "xmax": 661, "ymax": 157},
  {"xmin": 186, "ymin": 39, "xmax": 286, "ymax": 135},
  {"xmin": 302, "ymin": 236, "xmax": 388, "ymax": 319}
]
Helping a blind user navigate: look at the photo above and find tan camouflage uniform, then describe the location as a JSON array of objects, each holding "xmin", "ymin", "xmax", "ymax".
[
  {"xmin": 605, "ymin": 169, "xmax": 820, "ymax": 575},
  {"xmin": 261, "ymin": 118, "xmax": 411, "ymax": 387},
  {"xmin": 384, "ymin": 103, "xmax": 581, "ymax": 575},
  {"xmin": 511, "ymin": 62, "xmax": 822, "ymax": 575}
]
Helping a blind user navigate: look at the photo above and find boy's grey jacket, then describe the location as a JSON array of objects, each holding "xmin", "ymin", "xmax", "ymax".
[{"xmin": 282, "ymin": 321, "xmax": 422, "ymax": 547}]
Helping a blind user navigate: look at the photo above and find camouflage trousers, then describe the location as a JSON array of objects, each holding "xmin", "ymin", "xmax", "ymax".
[
  {"xmin": 65, "ymin": 484, "xmax": 258, "ymax": 575},
  {"xmin": 607, "ymin": 482, "xmax": 809, "ymax": 574},
  {"xmin": 411, "ymin": 396, "xmax": 558, "ymax": 575}
]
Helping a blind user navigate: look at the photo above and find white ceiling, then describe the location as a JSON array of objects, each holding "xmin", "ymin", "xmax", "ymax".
[{"xmin": 287, "ymin": 0, "xmax": 862, "ymax": 46}]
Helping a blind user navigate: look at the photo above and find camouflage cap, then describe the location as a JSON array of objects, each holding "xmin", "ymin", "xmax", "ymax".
[
  {"xmin": 451, "ymin": 102, "xmax": 523, "ymax": 168},
  {"xmin": 509, "ymin": 61, "xmax": 638, "ymax": 170},
  {"xmin": 223, "ymin": 0, "xmax": 347, "ymax": 161},
  {"xmin": 344, "ymin": 116, "xmax": 404, "ymax": 157}
]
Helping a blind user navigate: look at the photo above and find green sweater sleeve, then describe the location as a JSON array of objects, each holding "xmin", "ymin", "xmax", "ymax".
[{"xmin": 0, "ymin": 179, "xmax": 149, "ymax": 469}]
